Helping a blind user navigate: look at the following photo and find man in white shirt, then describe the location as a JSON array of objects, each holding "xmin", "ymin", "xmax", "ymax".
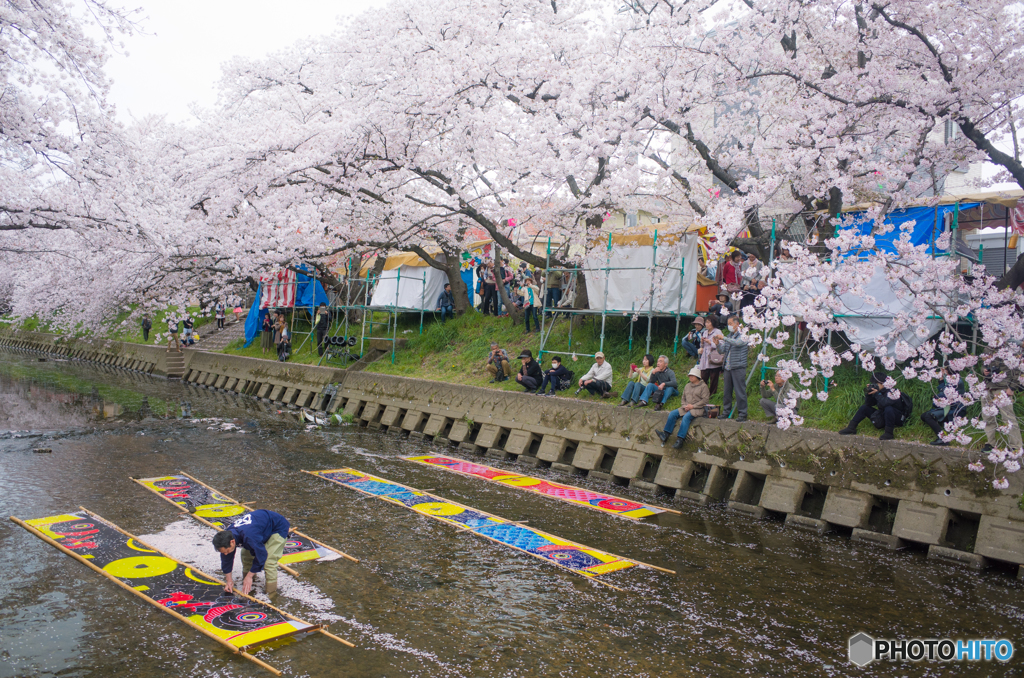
[{"xmin": 578, "ymin": 351, "xmax": 613, "ymax": 398}]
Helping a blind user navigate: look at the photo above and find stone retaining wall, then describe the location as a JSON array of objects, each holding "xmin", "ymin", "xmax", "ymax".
[{"xmin": 6, "ymin": 328, "xmax": 1024, "ymax": 576}]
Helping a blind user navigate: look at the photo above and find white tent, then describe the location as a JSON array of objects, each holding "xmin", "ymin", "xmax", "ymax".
[
  {"xmin": 370, "ymin": 264, "xmax": 448, "ymax": 310},
  {"xmin": 779, "ymin": 265, "xmax": 944, "ymax": 355},
  {"xmin": 584, "ymin": 231, "xmax": 702, "ymax": 314}
]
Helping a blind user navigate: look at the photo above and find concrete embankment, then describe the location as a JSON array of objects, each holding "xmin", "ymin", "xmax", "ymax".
[{"xmin": 4, "ymin": 328, "xmax": 1024, "ymax": 576}]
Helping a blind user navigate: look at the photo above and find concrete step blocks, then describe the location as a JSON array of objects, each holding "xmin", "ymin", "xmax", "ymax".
[
  {"xmin": 821, "ymin": 488, "xmax": 875, "ymax": 529},
  {"xmin": 474, "ymin": 424, "xmax": 506, "ymax": 450},
  {"xmin": 927, "ymin": 545, "xmax": 988, "ymax": 570},
  {"xmin": 343, "ymin": 399, "xmax": 363, "ymax": 417},
  {"xmin": 551, "ymin": 462, "xmax": 576, "ymax": 474},
  {"xmin": 380, "ymin": 405, "xmax": 405, "ymax": 428},
  {"xmin": 851, "ymin": 528, "xmax": 904, "ymax": 549},
  {"xmin": 486, "ymin": 448, "xmax": 513, "ymax": 460},
  {"xmin": 503, "ymin": 430, "xmax": 537, "ymax": 457},
  {"xmin": 973, "ymin": 515, "xmax": 1024, "ymax": 565},
  {"xmin": 422, "ymin": 414, "xmax": 450, "ymax": 438},
  {"xmin": 610, "ymin": 449, "xmax": 646, "ymax": 480},
  {"xmin": 448, "ymin": 419, "xmax": 472, "ymax": 443},
  {"xmin": 786, "ymin": 514, "xmax": 829, "ymax": 535},
  {"xmin": 572, "ymin": 443, "xmax": 610, "ymax": 471},
  {"xmin": 537, "ymin": 435, "xmax": 569, "ymax": 463},
  {"xmin": 401, "ymin": 410, "xmax": 427, "ymax": 432},
  {"xmin": 653, "ymin": 459, "xmax": 694, "ymax": 490},
  {"xmin": 360, "ymin": 402, "xmax": 381, "ymax": 423},
  {"xmin": 458, "ymin": 442, "xmax": 481, "ymax": 454},
  {"xmin": 727, "ymin": 502, "xmax": 767, "ymax": 520},
  {"xmin": 588, "ymin": 470, "xmax": 614, "ymax": 482},
  {"xmin": 759, "ymin": 477, "xmax": 808, "ymax": 514},
  {"xmin": 892, "ymin": 502, "xmax": 950, "ymax": 545},
  {"xmin": 629, "ymin": 479, "xmax": 660, "ymax": 494}
]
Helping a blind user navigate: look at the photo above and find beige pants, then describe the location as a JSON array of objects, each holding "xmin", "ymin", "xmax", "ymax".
[
  {"xmin": 241, "ymin": 533, "xmax": 287, "ymax": 586},
  {"xmin": 983, "ymin": 395, "xmax": 1023, "ymax": 450},
  {"xmin": 486, "ymin": 361, "xmax": 511, "ymax": 377}
]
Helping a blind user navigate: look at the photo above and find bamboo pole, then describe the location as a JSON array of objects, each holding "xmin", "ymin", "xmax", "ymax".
[
  {"xmin": 289, "ymin": 529, "xmax": 359, "ymax": 563},
  {"xmin": 11, "ymin": 515, "xmax": 282, "ymax": 676},
  {"xmin": 403, "ymin": 455, "xmax": 682, "ymax": 516},
  {"xmin": 302, "ymin": 470, "xmax": 644, "ymax": 587}
]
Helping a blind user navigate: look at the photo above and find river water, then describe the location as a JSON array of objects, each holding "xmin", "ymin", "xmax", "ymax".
[{"xmin": 0, "ymin": 350, "xmax": 1019, "ymax": 678}]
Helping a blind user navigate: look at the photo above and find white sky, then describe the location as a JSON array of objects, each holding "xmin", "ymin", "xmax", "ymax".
[{"xmin": 105, "ymin": 0, "xmax": 384, "ymax": 123}]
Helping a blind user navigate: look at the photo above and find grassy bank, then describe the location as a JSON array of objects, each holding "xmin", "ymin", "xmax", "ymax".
[{"xmin": 354, "ymin": 309, "xmax": 1015, "ymax": 449}]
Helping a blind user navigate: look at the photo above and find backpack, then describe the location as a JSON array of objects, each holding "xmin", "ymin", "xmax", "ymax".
[{"xmin": 559, "ymin": 370, "xmax": 575, "ymax": 391}]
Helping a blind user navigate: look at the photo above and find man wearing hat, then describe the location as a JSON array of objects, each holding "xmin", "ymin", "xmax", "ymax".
[
  {"xmin": 679, "ymin": 317, "xmax": 704, "ymax": 358},
  {"xmin": 515, "ymin": 349, "xmax": 544, "ymax": 392},
  {"xmin": 578, "ymin": 351, "xmax": 613, "ymax": 398},
  {"xmin": 656, "ymin": 367, "xmax": 710, "ymax": 449},
  {"xmin": 709, "ymin": 293, "xmax": 733, "ymax": 317}
]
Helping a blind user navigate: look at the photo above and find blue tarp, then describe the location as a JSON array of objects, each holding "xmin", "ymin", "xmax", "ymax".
[
  {"xmin": 243, "ymin": 270, "xmax": 330, "ymax": 348},
  {"xmin": 842, "ymin": 202, "xmax": 980, "ymax": 255}
]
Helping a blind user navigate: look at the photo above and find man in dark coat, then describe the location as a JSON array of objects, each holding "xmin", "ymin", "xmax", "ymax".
[
  {"xmin": 838, "ymin": 372, "xmax": 911, "ymax": 441},
  {"xmin": 515, "ymin": 349, "xmax": 543, "ymax": 392}
]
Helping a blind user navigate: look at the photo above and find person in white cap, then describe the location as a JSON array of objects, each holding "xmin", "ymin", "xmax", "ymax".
[
  {"xmin": 577, "ymin": 351, "xmax": 613, "ymax": 398},
  {"xmin": 656, "ymin": 367, "xmax": 710, "ymax": 448}
]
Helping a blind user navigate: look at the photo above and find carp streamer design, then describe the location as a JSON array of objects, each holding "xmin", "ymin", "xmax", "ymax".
[
  {"xmin": 305, "ymin": 468, "xmax": 644, "ymax": 584},
  {"xmin": 405, "ymin": 455, "xmax": 671, "ymax": 520},
  {"xmin": 16, "ymin": 511, "xmax": 317, "ymax": 651},
  {"xmin": 136, "ymin": 474, "xmax": 336, "ymax": 566}
]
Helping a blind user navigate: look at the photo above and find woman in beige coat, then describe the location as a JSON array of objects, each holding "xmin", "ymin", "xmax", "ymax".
[{"xmin": 656, "ymin": 367, "xmax": 711, "ymax": 448}]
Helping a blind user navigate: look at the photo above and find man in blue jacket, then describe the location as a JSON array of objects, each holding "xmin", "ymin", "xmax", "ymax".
[{"xmin": 212, "ymin": 509, "xmax": 290, "ymax": 594}]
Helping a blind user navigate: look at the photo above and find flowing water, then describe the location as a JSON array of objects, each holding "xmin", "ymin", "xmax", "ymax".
[{"xmin": 0, "ymin": 350, "xmax": 1020, "ymax": 678}]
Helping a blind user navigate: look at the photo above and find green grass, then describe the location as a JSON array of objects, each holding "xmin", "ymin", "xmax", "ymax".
[
  {"xmin": 355, "ymin": 309, "xmax": 1013, "ymax": 448},
  {"xmin": 3, "ymin": 306, "xmax": 215, "ymax": 346}
]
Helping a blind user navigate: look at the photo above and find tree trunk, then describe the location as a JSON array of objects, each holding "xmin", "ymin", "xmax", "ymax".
[
  {"xmin": 440, "ymin": 252, "xmax": 470, "ymax": 314},
  {"xmin": 996, "ymin": 251, "xmax": 1024, "ymax": 291}
]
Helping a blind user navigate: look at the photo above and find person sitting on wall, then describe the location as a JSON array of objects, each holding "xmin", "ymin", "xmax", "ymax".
[
  {"xmin": 515, "ymin": 349, "xmax": 543, "ymax": 393},
  {"xmin": 637, "ymin": 355, "xmax": 678, "ymax": 411},
  {"xmin": 436, "ymin": 283, "xmax": 456, "ymax": 322},
  {"xmin": 619, "ymin": 354, "xmax": 655, "ymax": 406},
  {"xmin": 838, "ymin": 372, "xmax": 912, "ymax": 441},
  {"xmin": 213, "ymin": 509, "xmax": 291, "ymax": 595},
  {"xmin": 981, "ymin": 355, "xmax": 1022, "ymax": 453},
  {"xmin": 759, "ymin": 370, "xmax": 794, "ymax": 424},
  {"xmin": 537, "ymin": 355, "xmax": 571, "ymax": 396},
  {"xmin": 679, "ymin": 317, "xmax": 704, "ymax": 359},
  {"xmin": 921, "ymin": 367, "xmax": 966, "ymax": 446},
  {"xmin": 485, "ymin": 341, "xmax": 511, "ymax": 383},
  {"xmin": 656, "ymin": 367, "xmax": 710, "ymax": 449},
  {"xmin": 577, "ymin": 351, "xmax": 613, "ymax": 398}
]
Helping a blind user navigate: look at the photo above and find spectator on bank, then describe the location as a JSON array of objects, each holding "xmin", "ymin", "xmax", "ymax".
[
  {"xmin": 276, "ymin": 319, "xmax": 291, "ymax": 362},
  {"xmin": 544, "ymin": 267, "xmax": 563, "ymax": 315},
  {"xmin": 619, "ymin": 354, "xmax": 655, "ymax": 407},
  {"xmin": 981, "ymin": 357, "xmax": 1022, "ymax": 453},
  {"xmin": 740, "ymin": 253, "xmax": 766, "ymax": 310},
  {"xmin": 759, "ymin": 371, "xmax": 794, "ymax": 424},
  {"xmin": 537, "ymin": 355, "xmax": 571, "ymax": 396},
  {"xmin": 637, "ymin": 355, "xmax": 677, "ymax": 411},
  {"xmin": 515, "ymin": 350, "xmax": 543, "ymax": 393},
  {"xmin": 436, "ymin": 283, "xmax": 456, "ymax": 322},
  {"xmin": 709, "ymin": 292, "xmax": 733, "ymax": 318},
  {"xmin": 838, "ymin": 372, "xmax": 912, "ymax": 441},
  {"xmin": 577, "ymin": 351, "xmax": 613, "ymax": 398},
  {"xmin": 485, "ymin": 341, "xmax": 511, "ymax": 382},
  {"xmin": 679, "ymin": 317, "xmax": 704, "ymax": 358},
  {"xmin": 718, "ymin": 314, "xmax": 750, "ymax": 422},
  {"xmin": 921, "ymin": 367, "xmax": 966, "ymax": 446},
  {"xmin": 480, "ymin": 263, "xmax": 498, "ymax": 316},
  {"xmin": 261, "ymin": 312, "xmax": 274, "ymax": 357},
  {"xmin": 182, "ymin": 316, "xmax": 195, "ymax": 345},
  {"xmin": 720, "ymin": 250, "xmax": 743, "ymax": 293},
  {"xmin": 698, "ymin": 315, "xmax": 725, "ymax": 395},
  {"xmin": 499, "ymin": 263, "xmax": 514, "ymax": 316},
  {"xmin": 141, "ymin": 314, "xmax": 152, "ymax": 342},
  {"xmin": 166, "ymin": 317, "xmax": 181, "ymax": 352},
  {"xmin": 314, "ymin": 302, "xmax": 329, "ymax": 356},
  {"xmin": 519, "ymin": 275, "xmax": 541, "ymax": 333},
  {"xmin": 215, "ymin": 300, "xmax": 226, "ymax": 330},
  {"xmin": 656, "ymin": 367, "xmax": 711, "ymax": 449},
  {"xmin": 233, "ymin": 303, "xmax": 243, "ymax": 322}
]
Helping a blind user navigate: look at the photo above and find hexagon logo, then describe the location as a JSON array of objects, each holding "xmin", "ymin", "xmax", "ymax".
[{"xmin": 849, "ymin": 632, "xmax": 875, "ymax": 667}]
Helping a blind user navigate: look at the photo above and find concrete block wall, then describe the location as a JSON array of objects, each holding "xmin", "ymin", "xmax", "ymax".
[
  {"xmin": 334, "ymin": 371, "xmax": 1024, "ymax": 576},
  {"xmin": 8, "ymin": 329, "xmax": 1024, "ymax": 577}
]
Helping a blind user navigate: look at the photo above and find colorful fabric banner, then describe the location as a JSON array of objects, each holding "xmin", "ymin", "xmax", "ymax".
[
  {"xmin": 18, "ymin": 511, "xmax": 316, "ymax": 650},
  {"xmin": 137, "ymin": 475, "xmax": 334, "ymax": 566},
  {"xmin": 405, "ymin": 455, "xmax": 668, "ymax": 520},
  {"xmin": 305, "ymin": 468, "xmax": 638, "ymax": 582}
]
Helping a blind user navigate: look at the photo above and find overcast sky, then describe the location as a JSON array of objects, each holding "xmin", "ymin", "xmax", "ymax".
[{"xmin": 105, "ymin": 0, "xmax": 384, "ymax": 123}]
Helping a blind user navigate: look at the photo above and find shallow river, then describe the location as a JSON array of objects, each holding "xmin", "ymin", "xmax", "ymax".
[{"xmin": 0, "ymin": 350, "xmax": 1020, "ymax": 678}]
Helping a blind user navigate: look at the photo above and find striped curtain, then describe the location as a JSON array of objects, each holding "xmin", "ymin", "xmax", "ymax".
[{"xmin": 259, "ymin": 270, "xmax": 297, "ymax": 309}]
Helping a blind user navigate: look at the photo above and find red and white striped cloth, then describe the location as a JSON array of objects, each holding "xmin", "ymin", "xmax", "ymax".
[
  {"xmin": 259, "ymin": 270, "xmax": 297, "ymax": 309},
  {"xmin": 1011, "ymin": 198, "xmax": 1024, "ymax": 236}
]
